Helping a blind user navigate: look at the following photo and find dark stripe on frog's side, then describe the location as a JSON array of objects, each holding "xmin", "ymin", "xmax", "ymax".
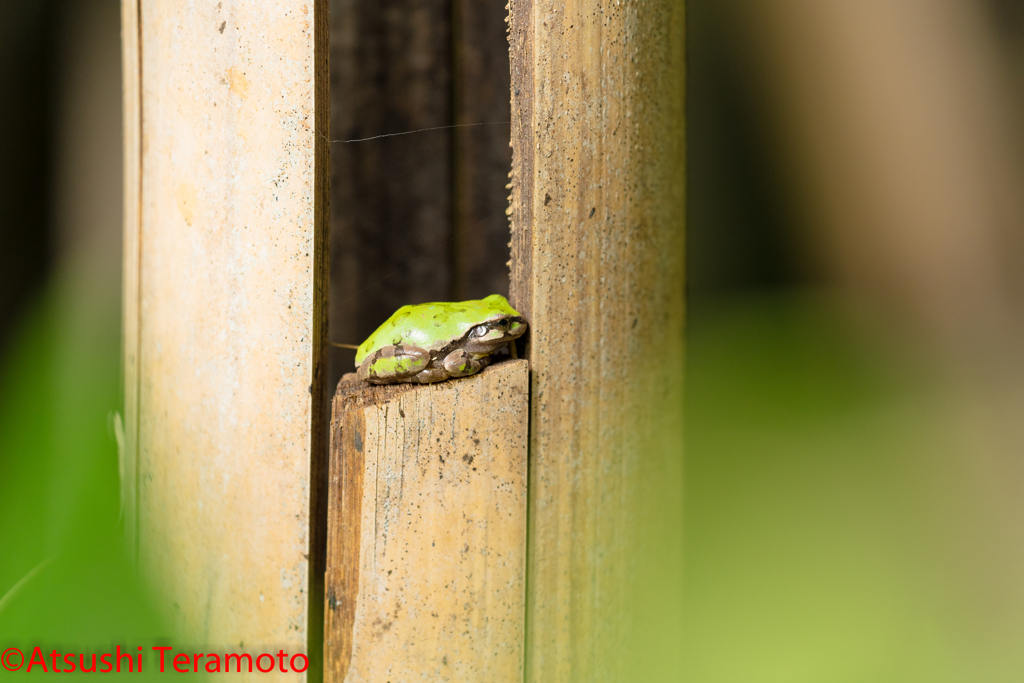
[
  {"xmin": 361, "ymin": 315, "xmax": 526, "ymax": 384},
  {"xmin": 425, "ymin": 315, "xmax": 528, "ymax": 364}
]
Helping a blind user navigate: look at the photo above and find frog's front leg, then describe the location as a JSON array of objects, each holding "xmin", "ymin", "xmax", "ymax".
[
  {"xmin": 358, "ymin": 345, "xmax": 430, "ymax": 384},
  {"xmin": 410, "ymin": 367, "xmax": 450, "ymax": 383},
  {"xmin": 442, "ymin": 349, "xmax": 489, "ymax": 378}
]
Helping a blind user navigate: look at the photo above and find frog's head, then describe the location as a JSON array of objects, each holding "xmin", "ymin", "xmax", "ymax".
[{"xmin": 463, "ymin": 315, "xmax": 528, "ymax": 354}]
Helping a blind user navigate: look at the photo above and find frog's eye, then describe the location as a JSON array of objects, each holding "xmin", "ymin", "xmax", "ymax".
[
  {"xmin": 470, "ymin": 325, "xmax": 489, "ymax": 338},
  {"xmin": 496, "ymin": 319, "xmax": 510, "ymax": 330}
]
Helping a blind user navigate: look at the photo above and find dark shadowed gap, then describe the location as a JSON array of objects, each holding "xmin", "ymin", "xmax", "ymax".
[
  {"xmin": 686, "ymin": 0, "xmax": 806, "ymax": 305},
  {"xmin": 0, "ymin": 1, "xmax": 58, "ymax": 355},
  {"xmin": 327, "ymin": 0, "xmax": 512, "ymax": 394}
]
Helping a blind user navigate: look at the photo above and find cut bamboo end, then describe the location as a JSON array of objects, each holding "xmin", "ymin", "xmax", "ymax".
[{"xmin": 325, "ymin": 359, "xmax": 529, "ymax": 683}]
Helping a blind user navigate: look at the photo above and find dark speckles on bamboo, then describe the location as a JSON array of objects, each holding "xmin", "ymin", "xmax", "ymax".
[{"xmin": 324, "ymin": 361, "xmax": 528, "ymax": 679}]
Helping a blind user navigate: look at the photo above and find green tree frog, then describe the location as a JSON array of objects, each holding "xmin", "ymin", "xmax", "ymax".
[{"xmin": 355, "ymin": 294, "xmax": 527, "ymax": 384}]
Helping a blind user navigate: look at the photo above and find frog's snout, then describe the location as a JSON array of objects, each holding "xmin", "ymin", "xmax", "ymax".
[{"xmin": 505, "ymin": 318, "xmax": 528, "ymax": 339}]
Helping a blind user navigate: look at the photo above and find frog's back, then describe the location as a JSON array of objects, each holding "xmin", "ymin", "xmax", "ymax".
[{"xmin": 355, "ymin": 295, "xmax": 518, "ymax": 364}]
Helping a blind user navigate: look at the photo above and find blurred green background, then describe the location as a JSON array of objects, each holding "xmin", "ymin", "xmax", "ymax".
[
  {"xmin": 5, "ymin": 0, "xmax": 1024, "ymax": 680},
  {"xmin": 684, "ymin": 0, "xmax": 1024, "ymax": 680},
  {"xmin": 0, "ymin": 2, "xmax": 170, "ymax": 678}
]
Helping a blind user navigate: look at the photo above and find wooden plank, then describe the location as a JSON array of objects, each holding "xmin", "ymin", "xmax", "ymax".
[
  {"xmin": 325, "ymin": 360, "xmax": 529, "ymax": 683},
  {"xmin": 452, "ymin": 0, "xmax": 514, "ymax": 301},
  {"xmin": 132, "ymin": 0, "xmax": 330, "ymax": 673},
  {"xmin": 508, "ymin": 0, "xmax": 687, "ymax": 679}
]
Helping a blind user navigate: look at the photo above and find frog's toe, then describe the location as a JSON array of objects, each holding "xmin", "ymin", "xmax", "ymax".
[
  {"xmin": 359, "ymin": 345, "xmax": 430, "ymax": 384},
  {"xmin": 411, "ymin": 367, "xmax": 450, "ymax": 383},
  {"xmin": 442, "ymin": 349, "xmax": 485, "ymax": 378}
]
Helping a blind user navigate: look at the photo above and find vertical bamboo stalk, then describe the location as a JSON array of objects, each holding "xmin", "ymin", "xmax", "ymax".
[
  {"xmin": 125, "ymin": 1, "xmax": 330, "ymax": 676},
  {"xmin": 120, "ymin": 0, "xmax": 141, "ymax": 559},
  {"xmin": 508, "ymin": 0, "xmax": 687, "ymax": 679},
  {"xmin": 324, "ymin": 361, "xmax": 529, "ymax": 682}
]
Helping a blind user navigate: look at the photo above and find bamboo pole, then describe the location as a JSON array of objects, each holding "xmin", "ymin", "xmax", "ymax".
[
  {"xmin": 508, "ymin": 0, "xmax": 687, "ymax": 679},
  {"xmin": 122, "ymin": 1, "xmax": 330, "ymax": 676},
  {"xmin": 120, "ymin": 0, "xmax": 141, "ymax": 561},
  {"xmin": 324, "ymin": 360, "xmax": 529, "ymax": 682}
]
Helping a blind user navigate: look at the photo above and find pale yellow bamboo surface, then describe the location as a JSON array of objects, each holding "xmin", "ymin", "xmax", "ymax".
[
  {"xmin": 120, "ymin": 0, "xmax": 141, "ymax": 559},
  {"xmin": 123, "ymin": 1, "xmax": 329, "ymax": 674},
  {"xmin": 508, "ymin": 0, "xmax": 687, "ymax": 680},
  {"xmin": 325, "ymin": 361, "xmax": 529, "ymax": 683}
]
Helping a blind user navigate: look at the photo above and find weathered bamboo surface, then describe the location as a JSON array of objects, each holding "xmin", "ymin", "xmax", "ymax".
[
  {"xmin": 120, "ymin": 0, "xmax": 142, "ymax": 562},
  {"xmin": 508, "ymin": 0, "xmax": 687, "ymax": 680},
  {"xmin": 124, "ymin": 0, "xmax": 329, "ymax": 674},
  {"xmin": 325, "ymin": 360, "xmax": 529, "ymax": 683}
]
